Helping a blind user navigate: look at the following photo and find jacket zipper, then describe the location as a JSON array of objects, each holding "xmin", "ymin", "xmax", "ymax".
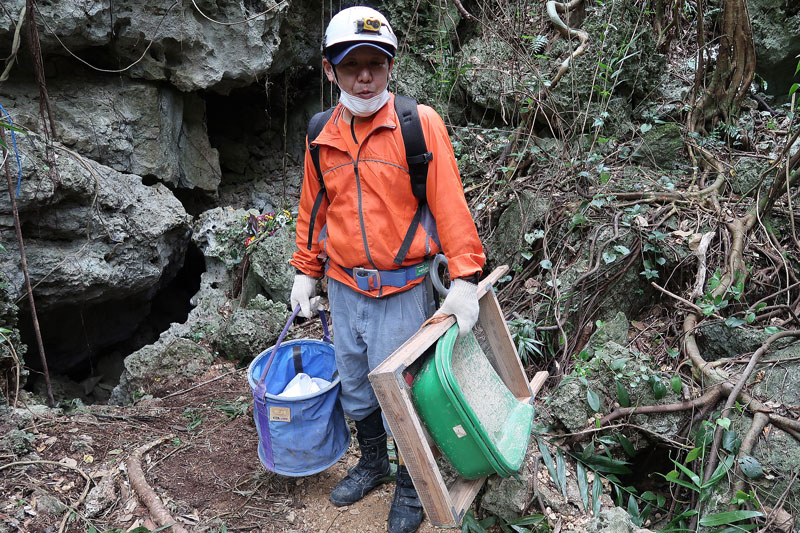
[{"xmin": 354, "ymin": 122, "xmax": 395, "ymax": 296}]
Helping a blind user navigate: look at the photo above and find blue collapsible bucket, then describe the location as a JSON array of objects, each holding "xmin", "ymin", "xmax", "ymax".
[{"xmin": 248, "ymin": 306, "xmax": 350, "ymax": 477}]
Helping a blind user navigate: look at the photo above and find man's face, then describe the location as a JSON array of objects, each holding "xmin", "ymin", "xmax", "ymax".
[{"xmin": 324, "ymin": 46, "xmax": 393, "ymax": 98}]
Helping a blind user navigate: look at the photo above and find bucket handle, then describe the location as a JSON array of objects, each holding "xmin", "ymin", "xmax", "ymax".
[{"xmin": 255, "ymin": 305, "xmax": 331, "ymax": 393}]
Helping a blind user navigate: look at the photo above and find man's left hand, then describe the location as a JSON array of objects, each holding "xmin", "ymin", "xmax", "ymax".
[{"xmin": 436, "ymin": 278, "xmax": 479, "ymax": 336}]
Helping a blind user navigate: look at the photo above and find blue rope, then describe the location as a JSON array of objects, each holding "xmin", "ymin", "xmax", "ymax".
[{"xmin": 0, "ymin": 103, "xmax": 23, "ymax": 198}]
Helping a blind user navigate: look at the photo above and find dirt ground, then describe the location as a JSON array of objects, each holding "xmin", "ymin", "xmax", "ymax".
[{"xmin": 0, "ymin": 361, "xmax": 454, "ymax": 532}]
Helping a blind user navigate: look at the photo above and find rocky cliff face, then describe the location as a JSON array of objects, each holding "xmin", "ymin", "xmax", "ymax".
[{"xmin": 0, "ymin": 0, "xmax": 325, "ymax": 380}]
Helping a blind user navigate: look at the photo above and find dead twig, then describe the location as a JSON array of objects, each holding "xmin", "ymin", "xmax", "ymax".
[{"xmin": 160, "ymin": 368, "xmax": 240, "ymax": 400}]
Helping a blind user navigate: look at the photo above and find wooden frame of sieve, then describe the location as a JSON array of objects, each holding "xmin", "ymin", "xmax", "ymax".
[{"xmin": 369, "ymin": 265, "xmax": 549, "ymax": 527}]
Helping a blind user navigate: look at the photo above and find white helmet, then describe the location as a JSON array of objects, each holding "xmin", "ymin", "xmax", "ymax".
[{"xmin": 322, "ymin": 6, "xmax": 397, "ymax": 64}]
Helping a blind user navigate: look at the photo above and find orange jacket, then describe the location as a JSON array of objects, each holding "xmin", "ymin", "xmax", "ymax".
[{"xmin": 291, "ymin": 94, "xmax": 485, "ymax": 297}]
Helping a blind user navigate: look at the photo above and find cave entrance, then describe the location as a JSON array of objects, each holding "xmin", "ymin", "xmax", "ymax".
[{"xmin": 20, "ymin": 243, "xmax": 206, "ymax": 405}]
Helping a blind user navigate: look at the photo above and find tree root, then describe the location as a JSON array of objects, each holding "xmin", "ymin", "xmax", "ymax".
[
  {"xmin": 126, "ymin": 435, "xmax": 189, "ymax": 533},
  {"xmin": 545, "ymin": 0, "xmax": 589, "ymax": 89}
]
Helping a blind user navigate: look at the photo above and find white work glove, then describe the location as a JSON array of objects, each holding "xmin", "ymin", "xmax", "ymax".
[
  {"xmin": 436, "ymin": 278, "xmax": 479, "ymax": 337},
  {"xmin": 290, "ymin": 274, "xmax": 321, "ymax": 318}
]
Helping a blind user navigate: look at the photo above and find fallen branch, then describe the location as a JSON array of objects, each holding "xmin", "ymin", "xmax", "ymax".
[{"xmin": 126, "ymin": 435, "xmax": 189, "ymax": 533}]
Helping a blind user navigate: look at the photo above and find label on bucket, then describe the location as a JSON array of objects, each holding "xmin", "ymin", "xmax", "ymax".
[
  {"xmin": 270, "ymin": 406, "xmax": 291, "ymax": 422},
  {"xmin": 452, "ymin": 424, "xmax": 467, "ymax": 438}
]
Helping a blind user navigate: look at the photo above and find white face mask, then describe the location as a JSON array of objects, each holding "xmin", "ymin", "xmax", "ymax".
[{"xmin": 337, "ymin": 85, "xmax": 391, "ymax": 117}]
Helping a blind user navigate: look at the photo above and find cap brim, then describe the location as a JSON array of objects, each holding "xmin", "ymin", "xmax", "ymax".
[{"xmin": 330, "ymin": 43, "xmax": 393, "ymax": 65}]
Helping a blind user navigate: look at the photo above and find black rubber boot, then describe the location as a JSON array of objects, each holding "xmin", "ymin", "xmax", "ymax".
[
  {"xmin": 387, "ymin": 465, "xmax": 424, "ymax": 533},
  {"xmin": 330, "ymin": 409, "xmax": 391, "ymax": 506}
]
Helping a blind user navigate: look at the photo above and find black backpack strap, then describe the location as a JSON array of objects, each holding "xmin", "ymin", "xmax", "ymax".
[
  {"xmin": 305, "ymin": 107, "xmax": 335, "ymax": 250},
  {"xmin": 394, "ymin": 95, "xmax": 432, "ymax": 203},
  {"xmin": 393, "ymin": 95, "xmax": 433, "ymax": 265}
]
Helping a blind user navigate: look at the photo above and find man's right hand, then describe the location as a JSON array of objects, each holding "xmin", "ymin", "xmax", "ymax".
[{"xmin": 290, "ymin": 274, "xmax": 321, "ymax": 318}]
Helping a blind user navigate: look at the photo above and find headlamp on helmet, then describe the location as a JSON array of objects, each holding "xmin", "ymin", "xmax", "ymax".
[{"xmin": 321, "ymin": 6, "xmax": 398, "ymax": 58}]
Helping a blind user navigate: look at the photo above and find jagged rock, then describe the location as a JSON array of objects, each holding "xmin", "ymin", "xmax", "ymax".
[
  {"xmin": 0, "ymin": 141, "xmax": 191, "ymax": 372},
  {"xmin": 109, "ymin": 206, "xmax": 272, "ymax": 404},
  {"xmin": 215, "ymin": 297, "xmax": 289, "ymax": 360},
  {"xmin": 111, "ymin": 337, "xmax": 212, "ymax": 404},
  {"xmin": 84, "ymin": 473, "xmax": 117, "ymax": 518},
  {"xmin": 0, "ymin": 0, "xmax": 288, "ymax": 93},
  {"xmin": 695, "ymin": 322, "xmax": 785, "ymax": 362},
  {"xmin": 242, "ymin": 225, "xmax": 295, "ymax": 306},
  {"xmin": 748, "ymin": 0, "xmax": 800, "ymax": 99},
  {"xmin": 631, "ymin": 123, "xmax": 683, "ymax": 170},
  {"xmin": 482, "ymin": 439, "xmax": 586, "ymax": 523},
  {"xmin": 0, "ymin": 142, "xmax": 191, "ymax": 311},
  {"xmin": 586, "ymin": 507, "xmax": 653, "ymax": 533},
  {"xmin": 34, "ymin": 493, "xmax": 68, "ymax": 516},
  {"xmin": 583, "ymin": 312, "xmax": 629, "ymax": 359},
  {"xmin": 548, "ymin": 0, "xmax": 664, "ymax": 131},
  {"xmin": 2, "ymin": 429, "xmax": 34, "ymax": 456},
  {"xmin": 69, "ymin": 434, "xmax": 94, "ymax": 454},
  {"xmin": 455, "ymin": 37, "xmax": 519, "ymax": 121},
  {"xmin": 731, "ymin": 156, "xmax": 772, "ymax": 196},
  {"xmin": 484, "ymin": 190, "xmax": 550, "ymax": 268},
  {"xmin": 0, "ymin": 77, "xmax": 221, "ymax": 192},
  {"xmin": 549, "ymin": 341, "xmax": 685, "ymax": 443}
]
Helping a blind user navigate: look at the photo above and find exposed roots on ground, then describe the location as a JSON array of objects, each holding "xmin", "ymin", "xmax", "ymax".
[{"xmin": 126, "ymin": 435, "xmax": 188, "ymax": 533}]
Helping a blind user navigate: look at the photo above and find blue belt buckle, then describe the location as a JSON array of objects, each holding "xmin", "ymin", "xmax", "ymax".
[{"xmin": 353, "ymin": 267, "xmax": 381, "ymax": 290}]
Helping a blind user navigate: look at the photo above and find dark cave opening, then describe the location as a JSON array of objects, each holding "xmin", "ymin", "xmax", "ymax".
[{"xmin": 20, "ymin": 242, "xmax": 206, "ymax": 404}]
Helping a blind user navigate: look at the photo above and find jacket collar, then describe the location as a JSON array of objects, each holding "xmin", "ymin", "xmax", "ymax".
[{"xmin": 312, "ymin": 93, "xmax": 398, "ymax": 151}]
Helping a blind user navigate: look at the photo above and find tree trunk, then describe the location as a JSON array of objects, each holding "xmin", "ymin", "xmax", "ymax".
[{"xmin": 690, "ymin": 0, "xmax": 755, "ymax": 133}]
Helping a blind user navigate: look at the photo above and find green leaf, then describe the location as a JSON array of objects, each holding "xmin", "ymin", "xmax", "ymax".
[
  {"xmin": 613, "ymin": 245, "xmax": 631, "ymax": 255},
  {"xmin": 577, "ymin": 461, "xmax": 590, "ymax": 512},
  {"xmin": 698, "ymin": 510, "xmax": 763, "ymax": 527},
  {"xmin": 685, "ymin": 447, "xmax": 703, "ymax": 463},
  {"xmin": 790, "ymin": 83, "xmax": 799, "ymax": 97},
  {"xmin": 672, "ymin": 459, "xmax": 701, "ymax": 488},
  {"xmin": 663, "ymin": 469, "xmax": 701, "ymax": 491},
  {"xmin": 716, "ymin": 417, "xmax": 731, "ymax": 430},
  {"xmin": 725, "ymin": 316, "xmax": 747, "ymax": 328},
  {"xmin": 537, "ymin": 438, "xmax": 561, "ymax": 492},
  {"xmin": 616, "ymin": 433, "xmax": 635, "ymax": 457},
  {"xmin": 722, "ymin": 430, "xmax": 740, "ymax": 453},
  {"xmin": 627, "ymin": 494, "xmax": 642, "ymax": 526},
  {"xmin": 640, "ymin": 491, "xmax": 657, "ymax": 501},
  {"xmin": 507, "ymin": 515, "xmax": 546, "ymax": 527},
  {"xmin": 582, "ymin": 454, "xmax": 632, "ymax": 474},
  {"xmin": 738, "ymin": 455, "xmax": 764, "ymax": 479},
  {"xmin": 610, "ymin": 358, "xmax": 628, "ymax": 371},
  {"xmin": 640, "ymin": 123, "xmax": 653, "ymax": 134},
  {"xmin": 703, "ymin": 454, "xmax": 735, "ymax": 491},
  {"xmin": 670, "ymin": 375, "xmax": 682, "ymax": 394},
  {"xmin": 602, "ymin": 250, "xmax": 618, "ymax": 264},
  {"xmin": 587, "ymin": 389, "xmax": 601, "ymax": 412},
  {"xmin": 556, "ymin": 449, "xmax": 568, "ymax": 500},
  {"xmin": 616, "ymin": 380, "xmax": 630, "ymax": 408},
  {"xmin": 651, "ymin": 377, "xmax": 667, "ymax": 400},
  {"xmin": 764, "ymin": 326, "xmax": 781, "ymax": 334},
  {"xmin": 592, "ymin": 474, "xmax": 602, "ymax": 516},
  {"xmin": 540, "ymin": 259, "xmax": 553, "ymax": 270}
]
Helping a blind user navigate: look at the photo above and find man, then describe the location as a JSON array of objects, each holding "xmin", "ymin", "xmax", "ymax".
[{"xmin": 289, "ymin": 6, "xmax": 485, "ymax": 532}]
